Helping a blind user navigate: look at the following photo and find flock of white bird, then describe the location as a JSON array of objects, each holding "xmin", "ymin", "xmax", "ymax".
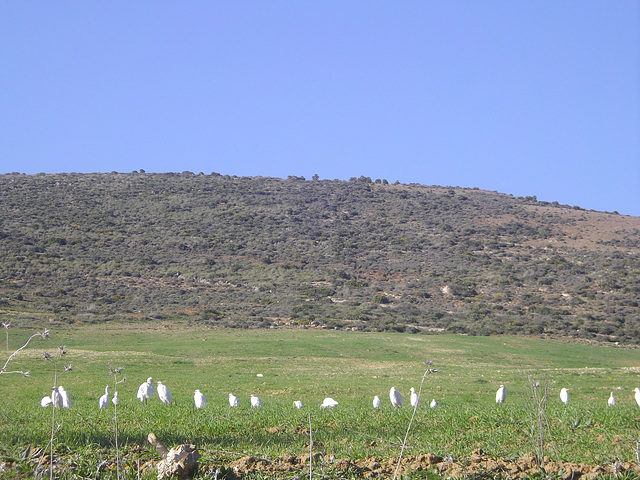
[
  {"xmin": 40, "ymin": 379, "xmax": 640, "ymax": 411},
  {"xmin": 492, "ymin": 384, "xmax": 637, "ymax": 408}
]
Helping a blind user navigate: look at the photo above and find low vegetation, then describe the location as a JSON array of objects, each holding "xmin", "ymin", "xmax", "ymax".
[
  {"xmin": 1, "ymin": 325, "xmax": 640, "ymax": 478},
  {"xmin": 0, "ymin": 172, "xmax": 639, "ymax": 343}
]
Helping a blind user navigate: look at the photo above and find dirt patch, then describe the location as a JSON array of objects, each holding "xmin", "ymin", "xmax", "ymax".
[
  {"xmin": 205, "ymin": 449, "xmax": 637, "ymax": 479},
  {"xmin": 10, "ymin": 446, "xmax": 639, "ymax": 479}
]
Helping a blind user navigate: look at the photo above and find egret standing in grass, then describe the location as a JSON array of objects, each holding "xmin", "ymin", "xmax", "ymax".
[
  {"xmin": 156, "ymin": 382, "xmax": 172, "ymax": 405},
  {"xmin": 410, "ymin": 387, "xmax": 419, "ymax": 407},
  {"xmin": 389, "ymin": 387, "xmax": 402, "ymax": 408},
  {"xmin": 51, "ymin": 386, "xmax": 62, "ymax": 408},
  {"xmin": 58, "ymin": 386, "xmax": 71, "ymax": 408},
  {"xmin": 634, "ymin": 387, "xmax": 640, "ymax": 407},
  {"xmin": 608, "ymin": 392, "xmax": 616, "ymax": 406},
  {"xmin": 99, "ymin": 386, "xmax": 110, "ymax": 409},
  {"xmin": 250, "ymin": 395, "xmax": 262, "ymax": 408},
  {"xmin": 194, "ymin": 389, "xmax": 206, "ymax": 409},
  {"xmin": 293, "ymin": 400, "xmax": 304, "ymax": 409},
  {"xmin": 373, "ymin": 396, "xmax": 381, "ymax": 408},
  {"xmin": 495, "ymin": 385, "xmax": 506, "ymax": 404},
  {"xmin": 40, "ymin": 395, "xmax": 53, "ymax": 407},
  {"xmin": 430, "ymin": 398, "xmax": 437, "ymax": 409},
  {"xmin": 228, "ymin": 393, "xmax": 240, "ymax": 407},
  {"xmin": 320, "ymin": 397, "xmax": 339, "ymax": 409},
  {"xmin": 137, "ymin": 377, "xmax": 154, "ymax": 403},
  {"xmin": 112, "ymin": 391, "xmax": 119, "ymax": 406},
  {"xmin": 560, "ymin": 388, "xmax": 569, "ymax": 405}
]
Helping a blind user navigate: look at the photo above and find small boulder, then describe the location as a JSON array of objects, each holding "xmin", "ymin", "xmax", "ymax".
[
  {"xmin": 148, "ymin": 433, "xmax": 199, "ymax": 480},
  {"xmin": 157, "ymin": 444, "xmax": 199, "ymax": 480}
]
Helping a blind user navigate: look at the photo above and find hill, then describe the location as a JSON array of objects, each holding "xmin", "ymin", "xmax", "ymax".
[{"xmin": 0, "ymin": 172, "xmax": 638, "ymax": 342}]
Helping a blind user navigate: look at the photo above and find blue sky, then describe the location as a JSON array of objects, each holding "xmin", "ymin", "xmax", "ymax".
[{"xmin": 2, "ymin": 2, "xmax": 639, "ymax": 215}]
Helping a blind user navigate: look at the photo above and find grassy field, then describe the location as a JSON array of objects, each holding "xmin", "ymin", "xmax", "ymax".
[{"xmin": 1, "ymin": 322, "xmax": 640, "ymax": 478}]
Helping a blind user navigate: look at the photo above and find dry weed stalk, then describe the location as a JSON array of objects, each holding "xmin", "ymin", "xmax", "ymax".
[
  {"xmin": 393, "ymin": 360, "xmax": 438, "ymax": 480},
  {"xmin": 43, "ymin": 345, "xmax": 68, "ymax": 480},
  {"xmin": 521, "ymin": 372, "xmax": 558, "ymax": 469},
  {"xmin": 308, "ymin": 412, "xmax": 313, "ymax": 480},
  {"xmin": 109, "ymin": 366, "xmax": 126, "ymax": 480},
  {"xmin": 2, "ymin": 321, "xmax": 10, "ymax": 353},
  {"xmin": 1, "ymin": 328, "xmax": 49, "ymax": 376}
]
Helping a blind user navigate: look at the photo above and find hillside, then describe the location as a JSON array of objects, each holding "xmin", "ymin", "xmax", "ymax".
[{"xmin": 0, "ymin": 172, "xmax": 638, "ymax": 342}]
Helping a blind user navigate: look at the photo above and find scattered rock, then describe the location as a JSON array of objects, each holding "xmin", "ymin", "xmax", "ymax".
[
  {"xmin": 157, "ymin": 444, "xmax": 199, "ymax": 480},
  {"xmin": 148, "ymin": 432, "xmax": 199, "ymax": 480}
]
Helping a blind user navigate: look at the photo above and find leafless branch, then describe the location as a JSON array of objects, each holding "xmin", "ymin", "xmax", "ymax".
[
  {"xmin": 0, "ymin": 329, "xmax": 49, "ymax": 376},
  {"xmin": 393, "ymin": 363, "xmax": 438, "ymax": 480}
]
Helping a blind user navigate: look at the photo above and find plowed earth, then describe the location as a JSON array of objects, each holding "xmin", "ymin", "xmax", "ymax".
[
  {"xmin": 13, "ymin": 447, "xmax": 639, "ymax": 479},
  {"xmin": 220, "ymin": 449, "xmax": 637, "ymax": 479}
]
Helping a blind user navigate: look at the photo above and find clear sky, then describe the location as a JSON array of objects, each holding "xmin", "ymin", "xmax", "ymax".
[{"xmin": 2, "ymin": 2, "xmax": 639, "ymax": 215}]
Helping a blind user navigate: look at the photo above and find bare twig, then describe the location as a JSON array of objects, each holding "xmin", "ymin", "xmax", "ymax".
[
  {"xmin": 520, "ymin": 371, "xmax": 559, "ymax": 469},
  {"xmin": 36, "ymin": 422, "xmax": 62, "ymax": 478},
  {"xmin": 393, "ymin": 361, "xmax": 438, "ymax": 480},
  {"xmin": 109, "ymin": 366, "xmax": 126, "ymax": 480},
  {"xmin": 47, "ymin": 344, "xmax": 67, "ymax": 480},
  {"xmin": 2, "ymin": 321, "xmax": 10, "ymax": 353},
  {"xmin": 95, "ymin": 456, "xmax": 107, "ymax": 480},
  {"xmin": 0, "ymin": 329, "xmax": 49, "ymax": 376},
  {"xmin": 0, "ymin": 370, "xmax": 31, "ymax": 376},
  {"xmin": 308, "ymin": 412, "xmax": 313, "ymax": 480}
]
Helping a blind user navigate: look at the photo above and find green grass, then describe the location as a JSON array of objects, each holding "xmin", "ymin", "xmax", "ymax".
[{"xmin": 1, "ymin": 323, "xmax": 640, "ymax": 478}]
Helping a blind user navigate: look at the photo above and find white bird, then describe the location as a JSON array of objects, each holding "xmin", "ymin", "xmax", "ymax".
[
  {"xmin": 389, "ymin": 387, "xmax": 402, "ymax": 408},
  {"xmin": 112, "ymin": 391, "xmax": 120, "ymax": 406},
  {"xmin": 560, "ymin": 388, "xmax": 569, "ymax": 405},
  {"xmin": 410, "ymin": 387, "xmax": 419, "ymax": 407},
  {"xmin": 40, "ymin": 396, "xmax": 53, "ymax": 408},
  {"xmin": 373, "ymin": 396, "xmax": 382, "ymax": 408},
  {"xmin": 634, "ymin": 387, "xmax": 640, "ymax": 407},
  {"xmin": 430, "ymin": 399, "xmax": 437, "ymax": 409},
  {"xmin": 496, "ymin": 385, "xmax": 506, "ymax": 404},
  {"xmin": 156, "ymin": 381, "xmax": 172, "ymax": 405},
  {"xmin": 228, "ymin": 393, "xmax": 240, "ymax": 407},
  {"xmin": 194, "ymin": 389, "xmax": 206, "ymax": 409},
  {"xmin": 320, "ymin": 397, "xmax": 339, "ymax": 409},
  {"xmin": 137, "ymin": 377, "xmax": 154, "ymax": 403},
  {"xmin": 58, "ymin": 386, "xmax": 71, "ymax": 408},
  {"xmin": 293, "ymin": 400, "xmax": 304, "ymax": 409},
  {"xmin": 250, "ymin": 394, "xmax": 262, "ymax": 408},
  {"xmin": 99, "ymin": 386, "xmax": 110, "ymax": 409},
  {"xmin": 51, "ymin": 387, "xmax": 62, "ymax": 408},
  {"xmin": 607, "ymin": 392, "xmax": 616, "ymax": 406}
]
